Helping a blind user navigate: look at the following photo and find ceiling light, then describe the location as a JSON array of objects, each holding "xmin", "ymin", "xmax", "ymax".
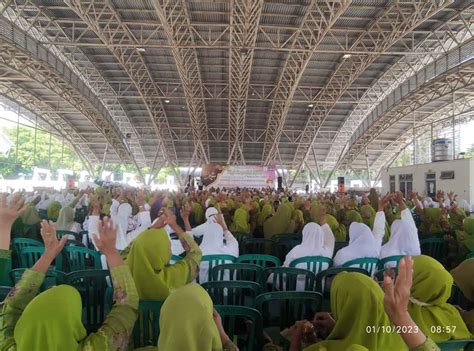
[
  {"xmin": 136, "ymin": 47, "xmax": 146, "ymax": 53},
  {"xmin": 164, "ymin": 99, "xmax": 170, "ymax": 104},
  {"xmin": 308, "ymin": 103, "xmax": 314, "ymax": 108},
  {"xmin": 343, "ymin": 53, "xmax": 351, "ymax": 59}
]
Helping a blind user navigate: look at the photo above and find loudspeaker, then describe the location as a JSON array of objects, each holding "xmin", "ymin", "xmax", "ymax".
[
  {"xmin": 277, "ymin": 176, "xmax": 283, "ymax": 190},
  {"xmin": 337, "ymin": 176, "xmax": 345, "ymax": 193}
]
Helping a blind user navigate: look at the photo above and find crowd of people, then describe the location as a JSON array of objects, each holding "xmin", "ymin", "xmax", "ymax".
[{"xmin": 0, "ymin": 184, "xmax": 472, "ymax": 350}]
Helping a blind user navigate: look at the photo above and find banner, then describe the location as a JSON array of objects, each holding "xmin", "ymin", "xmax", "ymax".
[{"xmin": 201, "ymin": 165, "xmax": 276, "ymax": 188}]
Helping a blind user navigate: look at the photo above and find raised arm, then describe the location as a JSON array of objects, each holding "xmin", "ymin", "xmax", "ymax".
[{"xmin": 373, "ymin": 195, "xmax": 391, "ymax": 246}]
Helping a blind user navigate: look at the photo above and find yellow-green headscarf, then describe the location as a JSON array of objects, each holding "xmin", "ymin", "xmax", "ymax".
[
  {"xmin": 360, "ymin": 205, "xmax": 375, "ymax": 228},
  {"xmin": 192, "ymin": 202, "xmax": 205, "ymax": 225},
  {"xmin": 263, "ymin": 203, "xmax": 292, "ymax": 239},
  {"xmin": 424, "ymin": 208, "xmax": 443, "ymax": 235},
  {"xmin": 14, "ymin": 285, "xmax": 91, "ymax": 351},
  {"xmin": 229, "ymin": 207, "xmax": 251, "ymax": 234},
  {"xmin": 46, "ymin": 201, "xmax": 62, "ymax": 222},
  {"xmin": 125, "ymin": 228, "xmax": 190, "ymax": 300},
  {"xmin": 158, "ymin": 283, "xmax": 222, "ymax": 351},
  {"xmin": 345, "ymin": 210, "xmax": 363, "ymax": 227},
  {"xmin": 258, "ymin": 203, "xmax": 273, "ymax": 227},
  {"xmin": 20, "ymin": 204, "xmax": 41, "ymax": 225},
  {"xmin": 409, "ymin": 255, "xmax": 472, "ymax": 342},
  {"xmin": 306, "ymin": 272, "xmax": 405, "ymax": 350},
  {"xmin": 456, "ymin": 217, "xmax": 474, "ymax": 251},
  {"xmin": 326, "ymin": 214, "xmax": 347, "ymax": 242}
]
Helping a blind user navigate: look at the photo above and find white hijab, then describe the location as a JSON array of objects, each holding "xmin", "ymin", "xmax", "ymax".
[
  {"xmin": 380, "ymin": 219, "xmax": 420, "ymax": 261},
  {"xmin": 284, "ymin": 223, "xmax": 330, "ymax": 266},
  {"xmin": 333, "ymin": 222, "xmax": 380, "ymax": 267},
  {"xmin": 115, "ymin": 203, "xmax": 132, "ymax": 250},
  {"xmin": 192, "ymin": 207, "xmax": 219, "ymax": 238},
  {"xmin": 198, "ymin": 223, "xmax": 238, "ymax": 284}
]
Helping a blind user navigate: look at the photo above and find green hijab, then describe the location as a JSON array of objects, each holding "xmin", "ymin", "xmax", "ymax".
[
  {"xmin": 326, "ymin": 214, "xmax": 346, "ymax": 242},
  {"xmin": 263, "ymin": 203, "xmax": 292, "ymax": 239},
  {"xmin": 409, "ymin": 255, "xmax": 472, "ymax": 342},
  {"xmin": 258, "ymin": 203, "xmax": 273, "ymax": 227},
  {"xmin": 13, "ymin": 285, "xmax": 95, "ymax": 351},
  {"xmin": 449, "ymin": 208, "xmax": 467, "ymax": 231},
  {"xmin": 360, "ymin": 205, "xmax": 375, "ymax": 228},
  {"xmin": 345, "ymin": 210, "xmax": 363, "ymax": 227},
  {"xmin": 20, "ymin": 204, "xmax": 41, "ymax": 225},
  {"xmin": 47, "ymin": 201, "xmax": 62, "ymax": 222},
  {"xmin": 125, "ymin": 228, "xmax": 190, "ymax": 300},
  {"xmin": 192, "ymin": 202, "xmax": 205, "ymax": 225},
  {"xmin": 229, "ymin": 207, "xmax": 250, "ymax": 234},
  {"xmin": 424, "ymin": 208, "xmax": 443, "ymax": 235},
  {"xmin": 457, "ymin": 217, "xmax": 474, "ymax": 251},
  {"xmin": 158, "ymin": 284, "xmax": 222, "ymax": 351},
  {"xmin": 55, "ymin": 206, "xmax": 75, "ymax": 231},
  {"xmin": 306, "ymin": 272, "xmax": 405, "ymax": 350}
]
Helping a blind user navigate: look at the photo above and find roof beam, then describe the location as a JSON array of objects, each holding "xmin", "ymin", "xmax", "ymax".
[
  {"xmin": 227, "ymin": 0, "xmax": 264, "ymax": 165},
  {"xmin": 152, "ymin": 0, "xmax": 210, "ymax": 164},
  {"xmin": 261, "ymin": 0, "xmax": 351, "ymax": 165},
  {"xmin": 291, "ymin": 0, "xmax": 453, "ymax": 175},
  {"xmin": 65, "ymin": 0, "xmax": 178, "ymax": 166}
]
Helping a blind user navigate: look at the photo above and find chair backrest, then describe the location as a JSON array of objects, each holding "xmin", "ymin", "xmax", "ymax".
[
  {"xmin": 436, "ymin": 339, "xmax": 474, "ymax": 351},
  {"xmin": 56, "ymin": 230, "xmax": 80, "ymax": 241},
  {"xmin": 342, "ymin": 257, "xmax": 380, "ymax": 276},
  {"xmin": 242, "ymin": 238, "xmax": 275, "ymax": 255},
  {"xmin": 0, "ymin": 286, "xmax": 12, "ymax": 301},
  {"xmin": 66, "ymin": 269, "xmax": 110, "ymax": 333},
  {"xmin": 197, "ymin": 255, "xmax": 237, "ymax": 284},
  {"xmin": 315, "ymin": 267, "xmax": 370, "ymax": 294},
  {"xmin": 232, "ymin": 232, "xmax": 249, "ymax": 249},
  {"xmin": 378, "ymin": 255, "xmax": 404, "ymax": 269},
  {"xmin": 133, "ymin": 300, "xmax": 164, "ymax": 348},
  {"xmin": 11, "ymin": 238, "xmax": 43, "ymax": 255},
  {"xmin": 214, "ymin": 305, "xmax": 262, "ymax": 351},
  {"xmin": 264, "ymin": 267, "xmax": 315, "ymax": 292},
  {"xmin": 271, "ymin": 234, "xmax": 301, "ymax": 261},
  {"xmin": 169, "ymin": 255, "xmax": 183, "ymax": 264},
  {"xmin": 237, "ymin": 254, "xmax": 281, "ymax": 268},
  {"xmin": 255, "ymin": 291, "xmax": 322, "ymax": 330},
  {"xmin": 420, "ymin": 236, "xmax": 445, "ymax": 260},
  {"xmin": 65, "ymin": 246, "xmax": 102, "ymax": 272},
  {"xmin": 202, "ymin": 280, "xmax": 261, "ymax": 306},
  {"xmin": 289, "ymin": 256, "xmax": 333, "ymax": 275},
  {"xmin": 19, "ymin": 246, "xmax": 63, "ymax": 271},
  {"xmin": 65, "ymin": 240, "xmax": 86, "ymax": 248},
  {"xmin": 211, "ymin": 263, "xmax": 264, "ymax": 284},
  {"xmin": 10, "ymin": 268, "xmax": 67, "ymax": 291},
  {"xmin": 333, "ymin": 241, "xmax": 348, "ymax": 256}
]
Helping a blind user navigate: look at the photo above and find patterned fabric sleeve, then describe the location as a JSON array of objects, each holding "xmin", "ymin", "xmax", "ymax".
[
  {"xmin": 182, "ymin": 233, "xmax": 203, "ymax": 283},
  {"xmin": 0, "ymin": 269, "xmax": 44, "ymax": 349},
  {"xmin": 81, "ymin": 265, "xmax": 139, "ymax": 351},
  {"xmin": 410, "ymin": 337, "xmax": 440, "ymax": 351}
]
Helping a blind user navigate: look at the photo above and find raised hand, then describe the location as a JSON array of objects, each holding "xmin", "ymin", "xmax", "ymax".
[
  {"xmin": 93, "ymin": 216, "xmax": 117, "ymax": 256},
  {"xmin": 382, "ymin": 256, "xmax": 412, "ymax": 325},
  {"xmin": 0, "ymin": 192, "xmax": 27, "ymax": 225},
  {"xmin": 378, "ymin": 194, "xmax": 392, "ymax": 211},
  {"xmin": 163, "ymin": 208, "xmax": 177, "ymax": 226},
  {"xmin": 40, "ymin": 220, "xmax": 68, "ymax": 260},
  {"xmin": 135, "ymin": 189, "xmax": 145, "ymax": 207}
]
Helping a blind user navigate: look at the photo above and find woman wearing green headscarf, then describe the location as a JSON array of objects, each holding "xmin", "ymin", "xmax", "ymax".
[
  {"xmin": 301, "ymin": 272, "xmax": 406, "ymax": 350},
  {"xmin": 191, "ymin": 201, "xmax": 205, "ymax": 226},
  {"xmin": 55, "ymin": 206, "xmax": 81, "ymax": 234},
  {"xmin": 449, "ymin": 206, "xmax": 467, "ymax": 231},
  {"xmin": 19, "ymin": 204, "xmax": 41, "ymax": 226},
  {"xmin": 46, "ymin": 201, "xmax": 62, "ymax": 222},
  {"xmin": 451, "ymin": 258, "xmax": 474, "ymax": 333},
  {"xmin": 456, "ymin": 217, "xmax": 474, "ymax": 253},
  {"xmin": 263, "ymin": 202, "xmax": 292, "ymax": 239},
  {"xmin": 325, "ymin": 214, "xmax": 347, "ymax": 242},
  {"xmin": 0, "ymin": 217, "xmax": 139, "ymax": 351},
  {"xmin": 409, "ymin": 255, "xmax": 472, "ymax": 342},
  {"xmin": 157, "ymin": 284, "xmax": 237, "ymax": 350},
  {"xmin": 229, "ymin": 206, "xmax": 251, "ymax": 234},
  {"xmin": 125, "ymin": 208, "xmax": 202, "ymax": 300},
  {"xmin": 344, "ymin": 209, "xmax": 363, "ymax": 227},
  {"xmin": 419, "ymin": 208, "xmax": 445, "ymax": 236}
]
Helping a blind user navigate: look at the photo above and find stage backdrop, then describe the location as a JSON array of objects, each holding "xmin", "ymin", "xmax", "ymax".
[{"xmin": 201, "ymin": 165, "xmax": 276, "ymax": 188}]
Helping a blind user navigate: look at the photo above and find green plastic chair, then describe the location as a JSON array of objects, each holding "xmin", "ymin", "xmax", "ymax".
[
  {"xmin": 0, "ymin": 286, "xmax": 12, "ymax": 301},
  {"xmin": 255, "ymin": 291, "xmax": 323, "ymax": 331},
  {"xmin": 271, "ymin": 233, "xmax": 301, "ymax": 261},
  {"xmin": 214, "ymin": 305, "xmax": 262, "ymax": 351},
  {"xmin": 420, "ymin": 236, "xmax": 445, "ymax": 261},
  {"xmin": 64, "ymin": 246, "xmax": 102, "ymax": 272},
  {"xmin": 237, "ymin": 254, "xmax": 281, "ymax": 268},
  {"xmin": 202, "ymin": 280, "xmax": 261, "ymax": 306},
  {"xmin": 19, "ymin": 246, "xmax": 63, "ymax": 271},
  {"xmin": 466, "ymin": 252, "xmax": 474, "ymax": 260},
  {"xmin": 56, "ymin": 230, "xmax": 81, "ymax": 241},
  {"xmin": 342, "ymin": 257, "xmax": 380, "ymax": 276},
  {"xmin": 378, "ymin": 255, "xmax": 404, "ymax": 269},
  {"xmin": 170, "ymin": 255, "xmax": 183, "ymax": 264},
  {"xmin": 10, "ymin": 267, "xmax": 67, "ymax": 291},
  {"xmin": 11, "ymin": 238, "xmax": 43, "ymax": 257},
  {"xmin": 264, "ymin": 267, "xmax": 315, "ymax": 292},
  {"xmin": 232, "ymin": 232, "xmax": 249, "ymax": 251},
  {"xmin": 437, "ymin": 339, "xmax": 474, "ymax": 351},
  {"xmin": 242, "ymin": 238, "xmax": 275, "ymax": 255},
  {"xmin": 211, "ymin": 263, "xmax": 264, "ymax": 284},
  {"xmin": 65, "ymin": 239, "xmax": 86, "ymax": 248},
  {"xmin": 333, "ymin": 241, "xmax": 348, "ymax": 255},
  {"xmin": 197, "ymin": 255, "xmax": 237, "ymax": 284},
  {"xmin": 289, "ymin": 256, "xmax": 333, "ymax": 276},
  {"xmin": 66, "ymin": 269, "xmax": 110, "ymax": 333},
  {"xmin": 132, "ymin": 300, "xmax": 164, "ymax": 348}
]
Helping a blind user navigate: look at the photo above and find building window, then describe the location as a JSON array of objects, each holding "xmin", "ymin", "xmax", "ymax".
[
  {"xmin": 399, "ymin": 174, "xmax": 413, "ymax": 198},
  {"xmin": 389, "ymin": 175, "xmax": 395, "ymax": 193},
  {"xmin": 440, "ymin": 171, "xmax": 455, "ymax": 179}
]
